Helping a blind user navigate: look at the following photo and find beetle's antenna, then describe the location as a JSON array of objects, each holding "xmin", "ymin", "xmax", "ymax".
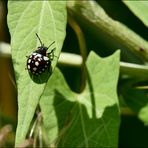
[
  {"xmin": 36, "ymin": 33, "xmax": 43, "ymax": 46},
  {"xmin": 47, "ymin": 41, "xmax": 55, "ymax": 49}
]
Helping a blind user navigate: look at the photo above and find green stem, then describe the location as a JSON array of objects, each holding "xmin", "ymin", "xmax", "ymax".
[
  {"xmin": 68, "ymin": 16, "xmax": 87, "ymax": 92},
  {"xmin": 59, "ymin": 52, "xmax": 148, "ymax": 80},
  {"xmin": 67, "ymin": 1, "xmax": 148, "ymax": 61},
  {"xmin": 1, "ymin": 42, "xmax": 148, "ymax": 79},
  {"xmin": 120, "ymin": 62, "xmax": 148, "ymax": 79},
  {"xmin": 68, "ymin": 16, "xmax": 87, "ymax": 62}
]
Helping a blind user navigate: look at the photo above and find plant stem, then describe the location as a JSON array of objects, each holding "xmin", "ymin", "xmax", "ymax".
[
  {"xmin": 67, "ymin": 1, "xmax": 148, "ymax": 61},
  {"xmin": 0, "ymin": 42, "xmax": 11, "ymax": 58},
  {"xmin": 59, "ymin": 52, "xmax": 148, "ymax": 80},
  {"xmin": 120, "ymin": 62, "xmax": 148, "ymax": 79},
  {"xmin": 1, "ymin": 42, "xmax": 148, "ymax": 79},
  {"xmin": 68, "ymin": 16, "xmax": 87, "ymax": 92},
  {"xmin": 68, "ymin": 16, "xmax": 87, "ymax": 62}
]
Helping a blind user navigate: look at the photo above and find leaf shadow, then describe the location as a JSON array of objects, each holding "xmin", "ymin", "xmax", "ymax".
[{"xmin": 53, "ymin": 90, "xmax": 119, "ymax": 147}]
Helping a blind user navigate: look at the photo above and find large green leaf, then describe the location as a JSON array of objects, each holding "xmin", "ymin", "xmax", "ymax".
[
  {"xmin": 123, "ymin": 1, "xmax": 148, "ymax": 27},
  {"xmin": 7, "ymin": 1, "xmax": 66, "ymax": 146},
  {"xmin": 40, "ymin": 51, "xmax": 120, "ymax": 147}
]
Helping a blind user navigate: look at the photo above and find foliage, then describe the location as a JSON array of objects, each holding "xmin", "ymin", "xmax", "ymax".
[
  {"xmin": 0, "ymin": 0, "xmax": 147, "ymax": 147},
  {"xmin": 40, "ymin": 51, "xmax": 120, "ymax": 147},
  {"xmin": 7, "ymin": 1, "xmax": 66, "ymax": 146},
  {"xmin": 123, "ymin": 1, "xmax": 148, "ymax": 27}
]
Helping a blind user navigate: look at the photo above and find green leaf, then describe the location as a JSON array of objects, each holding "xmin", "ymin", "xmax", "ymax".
[
  {"xmin": 7, "ymin": 1, "xmax": 67, "ymax": 146},
  {"xmin": 40, "ymin": 51, "xmax": 120, "ymax": 147},
  {"xmin": 123, "ymin": 1, "xmax": 148, "ymax": 27},
  {"xmin": 121, "ymin": 83, "xmax": 148, "ymax": 125},
  {"xmin": 139, "ymin": 105, "xmax": 148, "ymax": 126}
]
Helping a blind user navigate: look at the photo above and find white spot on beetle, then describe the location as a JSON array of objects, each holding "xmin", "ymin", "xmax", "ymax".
[
  {"xmin": 32, "ymin": 53, "xmax": 37, "ymax": 56},
  {"xmin": 27, "ymin": 65, "xmax": 30, "ymax": 69},
  {"xmin": 38, "ymin": 58, "xmax": 41, "ymax": 61},
  {"xmin": 35, "ymin": 61, "xmax": 39, "ymax": 66},
  {"xmin": 33, "ymin": 67, "xmax": 37, "ymax": 71},
  {"xmin": 35, "ymin": 54, "xmax": 42, "ymax": 58},
  {"xmin": 28, "ymin": 59, "xmax": 31, "ymax": 63},
  {"xmin": 43, "ymin": 56, "xmax": 49, "ymax": 61}
]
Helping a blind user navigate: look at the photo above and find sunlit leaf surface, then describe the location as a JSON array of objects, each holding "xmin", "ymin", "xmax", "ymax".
[{"xmin": 7, "ymin": 1, "xmax": 66, "ymax": 145}]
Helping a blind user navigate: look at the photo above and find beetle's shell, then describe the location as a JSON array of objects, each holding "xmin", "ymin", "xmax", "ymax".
[{"xmin": 27, "ymin": 52, "xmax": 50, "ymax": 75}]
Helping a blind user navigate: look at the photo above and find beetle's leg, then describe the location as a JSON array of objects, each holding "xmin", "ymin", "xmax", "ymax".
[{"xmin": 48, "ymin": 48, "xmax": 55, "ymax": 60}]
